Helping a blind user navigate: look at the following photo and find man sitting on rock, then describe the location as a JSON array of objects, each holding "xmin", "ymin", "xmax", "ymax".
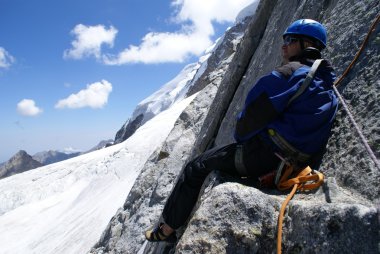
[{"xmin": 145, "ymin": 19, "xmax": 338, "ymax": 242}]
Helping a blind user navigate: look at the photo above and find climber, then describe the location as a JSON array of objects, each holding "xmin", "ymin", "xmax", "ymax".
[{"xmin": 145, "ymin": 19, "xmax": 338, "ymax": 242}]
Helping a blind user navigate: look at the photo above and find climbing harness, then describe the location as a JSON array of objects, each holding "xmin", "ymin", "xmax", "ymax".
[
  {"xmin": 276, "ymin": 13, "xmax": 380, "ymax": 254},
  {"xmin": 268, "ymin": 129, "xmax": 311, "ymax": 164},
  {"xmin": 258, "ymin": 58, "xmax": 324, "ymax": 190},
  {"xmin": 258, "ymin": 59, "xmax": 324, "ymax": 188}
]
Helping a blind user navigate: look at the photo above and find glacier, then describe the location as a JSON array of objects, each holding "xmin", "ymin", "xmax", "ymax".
[{"xmin": 0, "ymin": 94, "xmax": 196, "ymax": 254}]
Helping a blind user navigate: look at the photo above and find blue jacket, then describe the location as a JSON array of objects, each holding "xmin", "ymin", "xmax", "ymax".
[{"xmin": 234, "ymin": 59, "xmax": 338, "ymax": 155}]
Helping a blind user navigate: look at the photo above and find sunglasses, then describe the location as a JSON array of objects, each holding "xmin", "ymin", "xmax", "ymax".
[{"xmin": 283, "ymin": 36, "xmax": 299, "ymax": 46}]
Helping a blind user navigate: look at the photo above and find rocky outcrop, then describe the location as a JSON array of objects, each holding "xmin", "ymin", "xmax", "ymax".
[
  {"xmin": 114, "ymin": 114, "xmax": 145, "ymax": 144},
  {"xmin": 92, "ymin": 0, "xmax": 380, "ymax": 253},
  {"xmin": 177, "ymin": 182, "xmax": 378, "ymax": 254},
  {"xmin": 0, "ymin": 150, "xmax": 43, "ymax": 179}
]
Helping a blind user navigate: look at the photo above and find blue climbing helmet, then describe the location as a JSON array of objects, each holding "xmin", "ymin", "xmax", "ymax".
[{"xmin": 283, "ymin": 19, "xmax": 327, "ymax": 49}]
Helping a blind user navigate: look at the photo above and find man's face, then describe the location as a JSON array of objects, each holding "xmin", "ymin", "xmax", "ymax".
[{"xmin": 281, "ymin": 36, "xmax": 301, "ymax": 63}]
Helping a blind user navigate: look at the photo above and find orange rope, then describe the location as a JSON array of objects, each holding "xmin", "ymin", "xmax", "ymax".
[
  {"xmin": 334, "ymin": 13, "xmax": 380, "ymax": 88},
  {"xmin": 276, "ymin": 166, "xmax": 324, "ymax": 254},
  {"xmin": 277, "ymin": 183, "xmax": 298, "ymax": 254}
]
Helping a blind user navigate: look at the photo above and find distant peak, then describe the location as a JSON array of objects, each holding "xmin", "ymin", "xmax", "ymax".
[{"xmin": 15, "ymin": 150, "xmax": 29, "ymax": 157}]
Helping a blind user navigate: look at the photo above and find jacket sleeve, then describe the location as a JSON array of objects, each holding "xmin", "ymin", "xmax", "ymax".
[{"xmin": 234, "ymin": 71, "xmax": 302, "ymax": 142}]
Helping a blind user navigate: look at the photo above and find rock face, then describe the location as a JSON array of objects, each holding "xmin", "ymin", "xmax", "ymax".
[
  {"xmin": 0, "ymin": 150, "xmax": 43, "ymax": 179},
  {"xmin": 91, "ymin": 0, "xmax": 380, "ymax": 253}
]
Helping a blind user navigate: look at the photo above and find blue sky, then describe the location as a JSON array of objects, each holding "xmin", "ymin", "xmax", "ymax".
[{"xmin": 0, "ymin": 0, "xmax": 253, "ymax": 162}]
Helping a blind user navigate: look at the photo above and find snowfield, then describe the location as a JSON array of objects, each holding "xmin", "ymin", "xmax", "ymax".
[{"xmin": 0, "ymin": 94, "xmax": 196, "ymax": 254}]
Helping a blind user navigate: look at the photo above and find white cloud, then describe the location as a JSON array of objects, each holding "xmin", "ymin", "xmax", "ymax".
[
  {"xmin": 103, "ymin": 31, "xmax": 211, "ymax": 64},
  {"xmin": 0, "ymin": 47, "xmax": 15, "ymax": 68},
  {"xmin": 100, "ymin": 0, "xmax": 254, "ymax": 64},
  {"xmin": 61, "ymin": 147, "xmax": 82, "ymax": 153},
  {"xmin": 172, "ymin": 0, "xmax": 253, "ymax": 28},
  {"xmin": 17, "ymin": 99, "xmax": 43, "ymax": 116},
  {"xmin": 63, "ymin": 24, "xmax": 118, "ymax": 60},
  {"xmin": 55, "ymin": 80, "xmax": 112, "ymax": 109}
]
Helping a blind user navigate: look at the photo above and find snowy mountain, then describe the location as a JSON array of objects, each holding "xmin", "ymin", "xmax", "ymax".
[
  {"xmin": 32, "ymin": 140, "xmax": 113, "ymax": 165},
  {"xmin": 114, "ymin": 48, "xmax": 213, "ymax": 144}
]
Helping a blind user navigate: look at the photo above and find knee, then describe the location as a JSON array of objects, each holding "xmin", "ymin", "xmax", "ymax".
[
  {"xmin": 184, "ymin": 160, "xmax": 200, "ymax": 178},
  {"xmin": 184, "ymin": 158, "xmax": 208, "ymax": 183}
]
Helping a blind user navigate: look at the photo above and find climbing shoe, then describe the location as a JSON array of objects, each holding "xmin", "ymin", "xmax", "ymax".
[{"xmin": 145, "ymin": 223, "xmax": 177, "ymax": 243}]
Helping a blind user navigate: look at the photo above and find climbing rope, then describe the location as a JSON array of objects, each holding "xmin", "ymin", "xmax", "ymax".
[
  {"xmin": 276, "ymin": 166, "xmax": 324, "ymax": 254},
  {"xmin": 332, "ymin": 85, "xmax": 380, "ymax": 171},
  {"xmin": 276, "ymin": 13, "xmax": 380, "ymax": 254},
  {"xmin": 334, "ymin": 13, "xmax": 380, "ymax": 88}
]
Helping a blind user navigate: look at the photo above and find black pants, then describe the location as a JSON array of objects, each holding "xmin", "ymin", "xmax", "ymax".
[{"xmin": 162, "ymin": 136, "xmax": 280, "ymax": 229}]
